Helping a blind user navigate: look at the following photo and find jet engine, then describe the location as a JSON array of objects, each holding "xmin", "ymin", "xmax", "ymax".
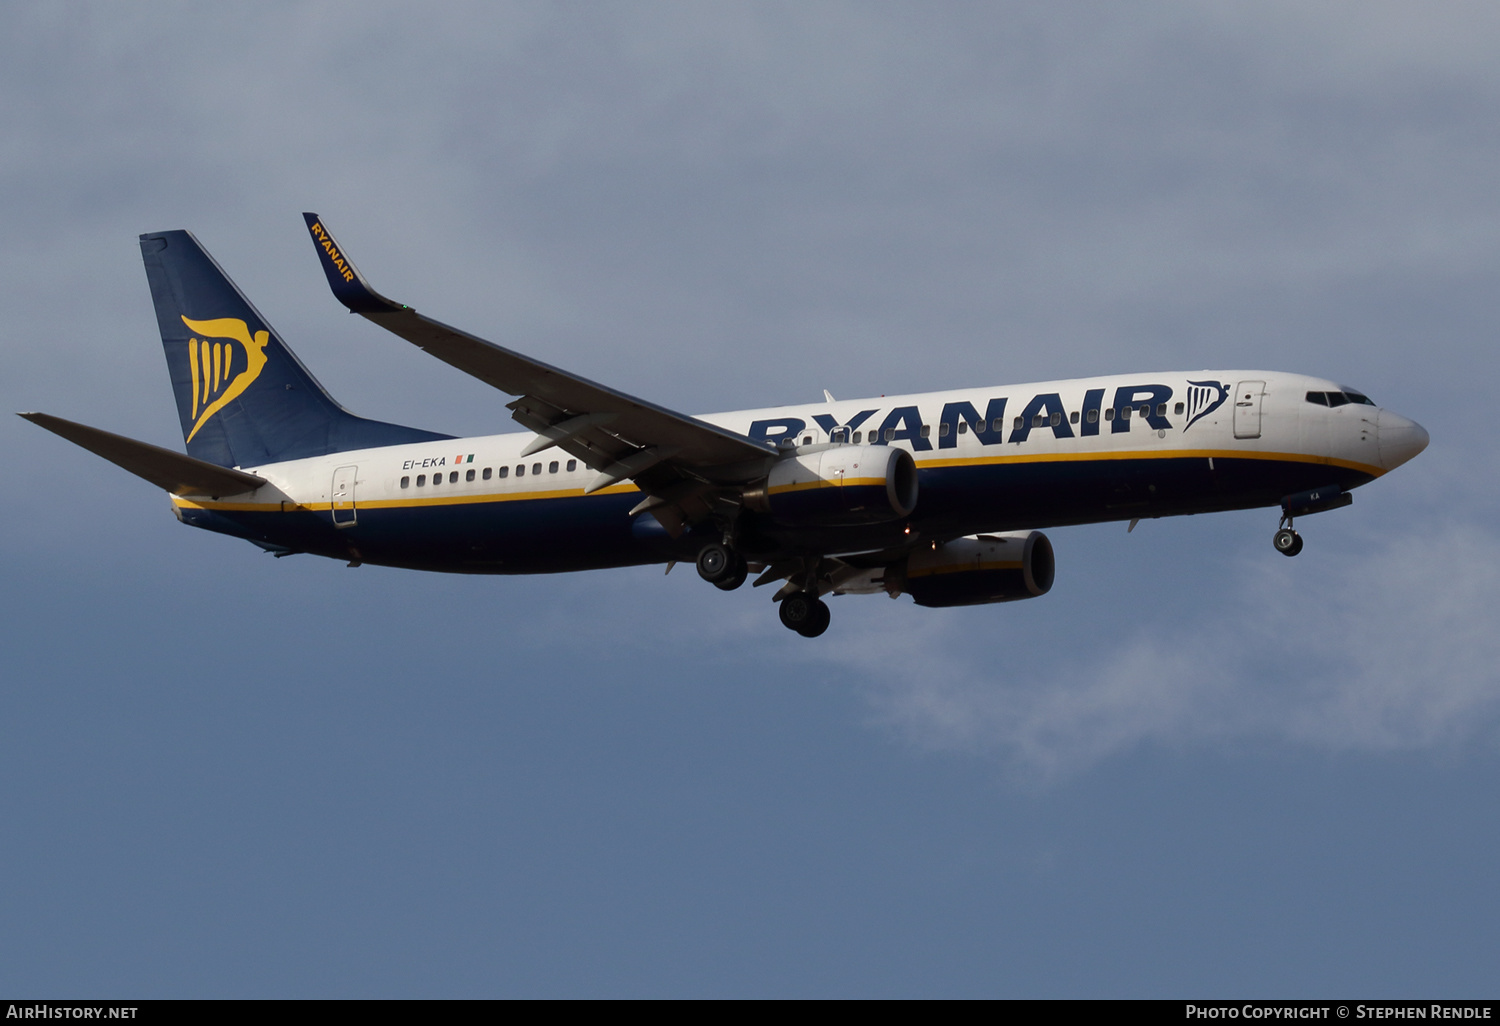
[
  {"xmin": 743, "ymin": 445, "xmax": 918, "ymax": 526},
  {"xmin": 901, "ymin": 531, "xmax": 1054, "ymax": 607}
]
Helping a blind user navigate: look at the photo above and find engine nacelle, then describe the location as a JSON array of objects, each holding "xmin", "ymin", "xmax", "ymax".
[
  {"xmin": 744, "ymin": 445, "xmax": 918, "ymax": 526},
  {"xmin": 902, "ymin": 531, "xmax": 1055, "ymax": 607}
]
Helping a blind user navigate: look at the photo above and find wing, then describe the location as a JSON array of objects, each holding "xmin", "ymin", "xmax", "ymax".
[
  {"xmin": 302, "ymin": 214, "xmax": 773, "ymax": 532},
  {"xmin": 20, "ymin": 412, "xmax": 267, "ymax": 498}
]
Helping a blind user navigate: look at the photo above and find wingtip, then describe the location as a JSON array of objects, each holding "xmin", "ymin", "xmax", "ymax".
[{"xmin": 302, "ymin": 213, "xmax": 403, "ymax": 315}]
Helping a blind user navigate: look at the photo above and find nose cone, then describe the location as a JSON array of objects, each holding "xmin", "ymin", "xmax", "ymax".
[{"xmin": 1377, "ymin": 409, "xmax": 1430, "ymax": 471}]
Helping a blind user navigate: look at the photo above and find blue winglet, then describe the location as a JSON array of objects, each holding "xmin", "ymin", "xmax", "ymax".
[{"xmin": 302, "ymin": 212, "xmax": 404, "ymax": 314}]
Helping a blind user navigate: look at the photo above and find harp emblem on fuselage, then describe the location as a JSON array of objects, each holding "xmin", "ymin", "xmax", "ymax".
[
  {"xmin": 1182, "ymin": 379, "xmax": 1230, "ymax": 433},
  {"xmin": 181, "ymin": 316, "xmax": 270, "ymax": 442}
]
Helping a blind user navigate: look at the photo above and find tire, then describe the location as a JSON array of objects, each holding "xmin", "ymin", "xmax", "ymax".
[
  {"xmin": 1273, "ymin": 528, "xmax": 1299, "ymax": 555},
  {"xmin": 797, "ymin": 599, "xmax": 831, "ymax": 638},
  {"xmin": 779, "ymin": 591, "xmax": 817, "ymax": 631},
  {"xmin": 714, "ymin": 556, "xmax": 748, "ymax": 591},
  {"xmin": 697, "ymin": 543, "xmax": 731, "ymax": 582}
]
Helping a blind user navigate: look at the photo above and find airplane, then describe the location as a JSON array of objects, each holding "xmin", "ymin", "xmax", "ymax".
[{"xmin": 21, "ymin": 214, "xmax": 1430, "ymax": 638}]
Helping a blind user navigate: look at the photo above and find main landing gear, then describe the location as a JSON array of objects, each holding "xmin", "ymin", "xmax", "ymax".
[
  {"xmin": 1273, "ymin": 519, "xmax": 1304, "ymax": 557},
  {"xmin": 778, "ymin": 590, "xmax": 831, "ymax": 638},
  {"xmin": 696, "ymin": 542, "xmax": 748, "ymax": 591},
  {"xmin": 696, "ymin": 541, "xmax": 831, "ymax": 637}
]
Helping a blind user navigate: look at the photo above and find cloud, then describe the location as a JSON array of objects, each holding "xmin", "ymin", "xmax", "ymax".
[{"xmin": 820, "ymin": 518, "xmax": 1500, "ymax": 782}]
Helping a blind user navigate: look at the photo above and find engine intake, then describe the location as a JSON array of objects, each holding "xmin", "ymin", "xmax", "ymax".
[
  {"xmin": 902, "ymin": 531, "xmax": 1055, "ymax": 607},
  {"xmin": 744, "ymin": 445, "xmax": 917, "ymax": 526}
]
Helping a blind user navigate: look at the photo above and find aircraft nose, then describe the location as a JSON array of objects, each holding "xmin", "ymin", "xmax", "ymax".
[{"xmin": 1377, "ymin": 409, "xmax": 1430, "ymax": 471}]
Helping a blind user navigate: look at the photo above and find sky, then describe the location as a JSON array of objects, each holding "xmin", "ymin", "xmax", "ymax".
[{"xmin": 2, "ymin": 2, "xmax": 1498, "ymax": 998}]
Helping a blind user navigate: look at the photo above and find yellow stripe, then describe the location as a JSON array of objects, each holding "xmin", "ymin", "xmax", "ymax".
[
  {"xmin": 171, "ymin": 480, "xmax": 641, "ymax": 512},
  {"xmin": 171, "ymin": 448, "xmax": 1381, "ymax": 511},
  {"xmin": 916, "ymin": 447, "xmax": 1384, "ymax": 477}
]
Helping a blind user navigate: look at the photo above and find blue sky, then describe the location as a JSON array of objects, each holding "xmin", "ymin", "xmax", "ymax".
[{"xmin": 3, "ymin": 3, "xmax": 1497, "ymax": 996}]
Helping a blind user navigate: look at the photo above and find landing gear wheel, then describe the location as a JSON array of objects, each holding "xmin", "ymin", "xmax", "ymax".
[
  {"xmin": 801, "ymin": 599, "xmax": 831, "ymax": 638},
  {"xmin": 779, "ymin": 592, "xmax": 830, "ymax": 637},
  {"xmin": 714, "ymin": 556, "xmax": 748, "ymax": 591},
  {"xmin": 697, "ymin": 542, "xmax": 746, "ymax": 589},
  {"xmin": 1273, "ymin": 528, "xmax": 1303, "ymax": 557}
]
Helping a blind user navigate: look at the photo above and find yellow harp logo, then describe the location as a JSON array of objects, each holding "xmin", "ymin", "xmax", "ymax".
[{"xmin": 182, "ymin": 316, "xmax": 270, "ymax": 442}]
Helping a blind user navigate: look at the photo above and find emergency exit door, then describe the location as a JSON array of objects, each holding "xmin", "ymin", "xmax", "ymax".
[{"xmin": 331, "ymin": 465, "xmax": 358, "ymax": 527}]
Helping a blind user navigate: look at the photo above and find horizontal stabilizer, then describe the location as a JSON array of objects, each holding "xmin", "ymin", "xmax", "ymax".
[{"xmin": 19, "ymin": 413, "xmax": 266, "ymax": 497}]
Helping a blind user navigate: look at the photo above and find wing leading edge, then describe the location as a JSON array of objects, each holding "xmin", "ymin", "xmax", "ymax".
[{"xmin": 301, "ymin": 214, "xmax": 773, "ymax": 532}]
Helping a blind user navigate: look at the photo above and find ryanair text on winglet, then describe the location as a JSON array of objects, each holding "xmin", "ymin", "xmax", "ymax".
[{"xmin": 307, "ymin": 220, "xmax": 356, "ymax": 283}]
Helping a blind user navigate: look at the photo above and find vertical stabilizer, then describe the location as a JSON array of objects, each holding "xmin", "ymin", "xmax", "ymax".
[{"xmin": 140, "ymin": 230, "xmax": 449, "ymax": 468}]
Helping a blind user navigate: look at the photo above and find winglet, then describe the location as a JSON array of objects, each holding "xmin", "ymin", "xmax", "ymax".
[{"xmin": 302, "ymin": 212, "xmax": 404, "ymax": 314}]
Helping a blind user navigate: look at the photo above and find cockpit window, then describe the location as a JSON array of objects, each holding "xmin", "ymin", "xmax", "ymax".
[{"xmin": 1306, "ymin": 390, "xmax": 1376, "ymax": 408}]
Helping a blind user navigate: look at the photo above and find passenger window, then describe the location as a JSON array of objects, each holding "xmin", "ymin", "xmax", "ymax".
[
  {"xmin": 1050, "ymin": 412, "xmax": 1062, "ymax": 426},
  {"xmin": 482, "ymin": 467, "xmax": 492, "ymax": 480},
  {"xmin": 919, "ymin": 425, "xmax": 931, "ymax": 438},
  {"xmin": 802, "ymin": 436, "xmax": 812, "ymax": 445},
  {"xmin": 1156, "ymin": 403, "xmax": 1166, "ymax": 417},
  {"xmin": 1070, "ymin": 411, "xmax": 1079, "ymax": 424},
  {"xmin": 549, "ymin": 461, "xmax": 559, "ymax": 474},
  {"xmin": 852, "ymin": 432, "xmax": 861, "ymax": 443},
  {"xmin": 450, "ymin": 471, "xmax": 459, "ymax": 483},
  {"xmin": 498, "ymin": 466, "xmax": 509, "ymax": 478},
  {"xmin": 992, "ymin": 418, "xmax": 1004, "ymax": 432},
  {"xmin": 532, "ymin": 463, "xmax": 542, "ymax": 475},
  {"xmin": 418, "ymin": 474, "xmax": 427, "ymax": 486},
  {"xmin": 1139, "ymin": 405, "xmax": 1150, "ymax": 418},
  {"xmin": 1013, "ymin": 416, "xmax": 1024, "ymax": 429},
  {"xmin": 516, "ymin": 465, "xmax": 525, "ymax": 477},
  {"xmin": 1121, "ymin": 407, "xmax": 1131, "ymax": 420},
  {"xmin": 401, "ymin": 476, "xmax": 410, "ymax": 489},
  {"xmin": 1174, "ymin": 402, "xmax": 1184, "ymax": 415},
  {"xmin": 1087, "ymin": 409, "xmax": 1099, "ymax": 424},
  {"xmin": 958, "ymin": 421, "xmax": 968, "ymax": 434},
  {"xmin": 432, "ymin": 473, "xmax": 441, "ymax": 486},
  {"xmin": 567, "ymin": 460, "xmax": 577, "ymax": 472},
  {"xmin": 884, "ymin": 429, "xmax": 895, "ymax": 441},
  {"xmin": 938, "ymin": 423, "xmax": 950, "ymax": 437},
  {"xmin": 466, "ymin": 469, "xmax": 476, "ymax": 482},
  {"xmin": 1306, "ymin": 391, "xmax": 1328, "ymax": 406},
  {"xmin": 1032, "ymin": 414, "xmax": 1044, "ymax": 428},
  {"xmin": 1104, "ymin": 408, "xmax": 1114, "ymax": 421}
]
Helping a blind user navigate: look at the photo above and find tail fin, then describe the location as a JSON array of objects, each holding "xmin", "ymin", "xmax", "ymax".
[{"xmin": 140, "ymin": 230, "xmax": 450, "ymax": 468}]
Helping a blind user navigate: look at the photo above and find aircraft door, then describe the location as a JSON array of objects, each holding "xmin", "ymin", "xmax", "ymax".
[
  {"xmin": 1233, "ymin": 380, "xmax": 1265, "ymax": 439},
  {"xmin": 331, "ymin": 464, "xmax": 358, "ymax": 527}
]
